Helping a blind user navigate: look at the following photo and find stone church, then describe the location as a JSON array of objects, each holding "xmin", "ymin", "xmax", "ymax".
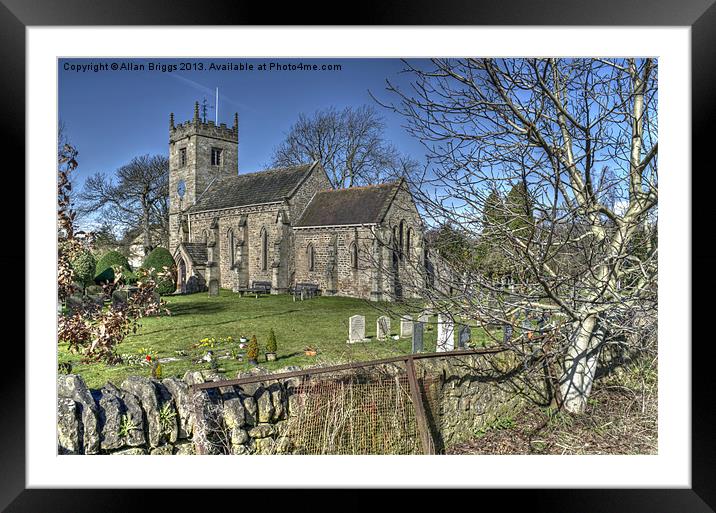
[{"xmin": 169, "ymin": 103, "xmax": 427, "ymax": 301}]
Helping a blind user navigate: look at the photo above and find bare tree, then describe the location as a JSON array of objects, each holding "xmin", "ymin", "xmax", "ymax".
[
  {"xmin": 271, "ymin": 105, "xmax": 417, "ymax": 189},
  {"xmin": 380, "ymin": 58, "xmax": 657, "ymax": 414},
  {"xmin": 78, "ymin": 154, "xmax": 169, "ymax": 255}
]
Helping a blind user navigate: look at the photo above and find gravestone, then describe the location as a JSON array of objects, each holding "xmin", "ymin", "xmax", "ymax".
[
  {"xmin": 436, "ymin": 314, "xmax": 455, "ymax": 352},
  {"xmin": 348, "ymin": 315, "xmax": 366, "ymax": 343},
  {"xmin": 111, "ymin": 289, "xmax": 128, "ymax": 309},
  {"xmin": 376, "ymin": 316, "xmax": 391, "ymax": 340},
  {"xmin": 88, "ymin": 294, "xmax": 105, "ymax": 309},
  {"xmin": 458, "ymin": 325, "xmax": 471, "ymax": 349},
  {"xmin": 400, "ymin": 315, "xmax": 413, "ymax": 338},
  {"xmin": 537, "ymin": 312, "xmax": 549, "ymax": 333},
  {"xmin": 412, "ymin": 321, "xmax": 424, "ymax": 353},
  {"xmin": 418, "ymin": 311, "xmax": 429, "ymax": 324},
  {"xmin": 208, "ymin": 279, "xmax": 219, "ymax": 297},
  {"xmin": 66, "ymin": 294, "xmax": 85, "ymax": 315},
  {"xmin": 503, "ymin": 323, "xmax": 513, "ymax": 344}
]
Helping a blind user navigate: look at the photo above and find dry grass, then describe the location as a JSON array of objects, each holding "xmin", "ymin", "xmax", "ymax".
[{"xmin": 446, "ymin": 354, "xmax": 658, "ymax": 455}]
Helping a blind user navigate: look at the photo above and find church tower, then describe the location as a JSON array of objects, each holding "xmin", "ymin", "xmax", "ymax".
[{"xmin": 168, "ymin": 103, "xmax": 239, "ymax": 254}]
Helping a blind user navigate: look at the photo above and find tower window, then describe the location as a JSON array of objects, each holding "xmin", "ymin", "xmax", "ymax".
[
  {"xmin": 211, "ymin": 147, "xmax": 222, "ymax": 166},
  {"xmin": 179, "ymin": 147, "xmax": 187, "ymax": 167}
]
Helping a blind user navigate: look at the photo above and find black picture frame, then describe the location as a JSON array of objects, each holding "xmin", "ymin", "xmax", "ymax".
[{"xmin": 4, "ymin": 0, "xmax": 712, "ymax": 510}]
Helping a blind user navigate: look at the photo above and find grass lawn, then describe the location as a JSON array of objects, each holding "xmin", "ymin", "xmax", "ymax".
[{"xmin": 59, "ymin": 289, "xmax": 494, "ymax": 389}]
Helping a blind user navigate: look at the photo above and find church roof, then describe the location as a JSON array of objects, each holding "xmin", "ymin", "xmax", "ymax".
[
  {"xmin": 294, "ymin": 180, "xmax": 401, "ymax": 228},
  {"xmin": 181, "ymin": 242, "xmax": 208, "ymax": 265},
  {"xmin": 189, "ymin": 162, "xmax": 317, "ymax": 213}
]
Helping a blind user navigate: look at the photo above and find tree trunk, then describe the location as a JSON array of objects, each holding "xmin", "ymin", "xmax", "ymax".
[
  {"xmin": 142, "ymin": 194, "xmax": 152, "ymax": 256},
  {"xmin": 559, "ymin": 314, "xmax": 606, "ymax": 414}
]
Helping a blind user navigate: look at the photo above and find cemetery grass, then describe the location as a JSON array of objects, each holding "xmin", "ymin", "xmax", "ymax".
[
  {"xmin": 58, "ymin": 289, "xmax": 495, "ymax": 389},
  {"xmin": 446, "ymin": 354, "xmax": 658, "ymax": 455}
]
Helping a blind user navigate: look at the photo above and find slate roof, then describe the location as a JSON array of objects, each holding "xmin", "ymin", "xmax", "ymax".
[
  {"xmin": 189, "ymin": 162, "xmax": 316, "ymax": 213},
  {"xmin": 295, "ymin": 181, "xmax": 401, "ymax": 228},
  {"xmin": 181, "ymin": 242, "xmax": 208, "ymax": 265}
]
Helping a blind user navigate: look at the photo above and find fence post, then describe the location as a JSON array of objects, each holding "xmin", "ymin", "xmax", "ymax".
[{"xmin": 405, "ymin": 356, "xmax": 435, "ymax": 455}]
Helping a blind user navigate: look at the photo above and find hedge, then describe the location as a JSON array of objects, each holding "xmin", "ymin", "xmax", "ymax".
[
  {"xmin": 141, "ymin": 247, "xmax": 176, "ymax": 295},
  {"xmin": 70, "ymin": 249, "xmax": 96, "ymax": 287},
  {"xmin": 94, "ymin": 250, "xmax": 132, "ymax": 284}
]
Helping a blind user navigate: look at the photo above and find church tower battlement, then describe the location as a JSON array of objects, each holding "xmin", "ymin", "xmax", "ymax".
[{"xmin": 169, "ymin": 102, "xmax": 239, "ymax": 254}]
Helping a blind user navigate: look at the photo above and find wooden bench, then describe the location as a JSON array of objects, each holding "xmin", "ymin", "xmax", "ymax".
[
  {"xmin": 292, "ymin": 283, "xmax": 320, "ymax": 301},
  {"xmin": 236, "ymin": 281, "xmax": 272, "ymax": 298}
]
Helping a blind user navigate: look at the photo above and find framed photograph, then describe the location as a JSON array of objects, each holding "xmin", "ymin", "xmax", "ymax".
[{"xmin": 6, "ymin": 0, "xmax": 713, "ymax": 510}]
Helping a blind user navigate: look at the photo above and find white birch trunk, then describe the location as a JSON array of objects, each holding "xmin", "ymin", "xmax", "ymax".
[{"xmin": 559, "ymin": 314, "xmax": 606, "ymax": 414}]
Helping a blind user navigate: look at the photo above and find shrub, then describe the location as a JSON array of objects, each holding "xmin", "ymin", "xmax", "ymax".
[
  {"xmin": 246, "ymin": 335, "xmax": 259, "ymax": 361},
  {"xmin": 141, "ymin": 247, "xmax": 176, "ymax": 295},
  {"xmin": 70, "ymin": 249, "xmax": 96, "ymax": 287},
  {"xmin": 266, "ymin": 329, "xmax": 277, "ymax": 353},
  {"xmin": 95, "ymin": 251, "xmax": 131, "ymax": 284},
  {"xmin": 125, "ymin": 270, "xmax": 138, "ymax": 285}
]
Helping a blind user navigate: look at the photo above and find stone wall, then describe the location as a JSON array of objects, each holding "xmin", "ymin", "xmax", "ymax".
[
  {"xmin": 188, "ymin": 205, "xmax": 282, "ymax": 290},
  {"xmin": 293, "ymin": 226, "xmax": 375, "ymax": 299},
  {"xmin": 380, "ymin": 185, "xmax": 426, "ymax": 300},
  {"xmin": 57, "ymin": 351, "xmax": 540, "ymax": 455}
]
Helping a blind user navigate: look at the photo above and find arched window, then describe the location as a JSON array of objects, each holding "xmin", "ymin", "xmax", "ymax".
[
  {"xmin": 405, "ymin": 228, "xmax": 412, "ymax": 261},
  {"xmin": 350, "ymin": 241, "xmax": 358, "ymax": 269},
  {"xmin": 260, "ymin": 227, "xmax": 268, "ymax": 271},
  {"xmin": 201, "ymin": 229, "xmax": 209, "ymax": 244},
  {"xmin": 307, "ymin": 243, "xmax": 315, "ymax": 271},
  {"xmin": 399, "ymin": 220, "xmax": 405, "ymax": 256},
  {"xmin": 227, "ymin": 229, "xmax": 235, "ymax": 266}
]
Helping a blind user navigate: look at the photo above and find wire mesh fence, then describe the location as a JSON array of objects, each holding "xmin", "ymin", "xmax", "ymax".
[
  {"xmin": 190, "ymin": 348, "xmax": 510, "ymax": 455},
  {"xmin": 274, "ymin": 371, "xmax": 440, "ymax": 455}
]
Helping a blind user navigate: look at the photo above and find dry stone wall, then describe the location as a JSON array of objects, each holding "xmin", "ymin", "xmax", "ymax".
[{"xmin": 57, "ymin": 352, "xmax": 539, "ymax": 455}]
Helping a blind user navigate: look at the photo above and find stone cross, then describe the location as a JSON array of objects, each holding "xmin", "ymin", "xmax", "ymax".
[
  {"xmin": 400, "ymin": 315, "xmax": 413, "ymax": 338},
  {"xmin": 348, "ymin": 315, "xmax": 366, "ymax": 343},
  {"xmin": 436, "ymin": 314, "xmax": 455, "ymax": 352},
  {"xmin": 376, "ymin": 316, "xmax": 391, "ymax": 340},
  {"xmin": 458, "ymin": 325, "xmax": 471, "ymax": 349},
  {"xmin": 412, "ymin": 321, "xmax": 424, "ymax": 353}
]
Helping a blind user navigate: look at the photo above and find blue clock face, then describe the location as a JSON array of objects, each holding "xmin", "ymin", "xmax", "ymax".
[{"xmin": 177, "ymin": 180, "xmax": 186, "ymax": 199}]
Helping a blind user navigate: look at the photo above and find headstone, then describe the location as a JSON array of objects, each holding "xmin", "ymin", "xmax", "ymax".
[
  {"xmin": 400, "ymin": 315, "xmax": 413, "ymax": 338},
  {"xmin": 111, "ymin": 289, "xmax": 128, "ymax": 309},
  {"xmin": 458, "ymin": 325, "xmax": 471, "ymax": 349},
  {"xmin": 376, "ymin": 316, "xmax": 391, "ymax": 340},
  {"xmin": 66, "ymin": 294, "xmax": 85, "ymax": 314},
  {"xmin": 418, "ymin": 311, "xmax": 429, "ymax": 324},
  {"xmin": 503, "ymin": 323, "xmax": 513, "ymax": 344},
  {"xmin": 88, "ymin": 294, "xmax": 105, "ymax": 309},
  {"xmin": 412, "ymin": 321, "xmax": 424, "ymax": 353},
  {"xmin": 538, "ymin": 312, "xmax": 549, "ymax": 333},
  {"xmin": 436, "ymin": 314, "xmax": 455, "ymax": 352},
  {"xmin": 348, "ymin": 315, "xmax": 366, "ymax": 343},
  {"xmin": 208, "ymin": 279, "xmax": 219, "ymax": 297}
]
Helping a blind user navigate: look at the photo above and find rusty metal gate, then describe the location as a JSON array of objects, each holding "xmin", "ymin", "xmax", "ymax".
[{"xmin": 190, "ymin": 348, "xmax": 505, "ymax": 455}]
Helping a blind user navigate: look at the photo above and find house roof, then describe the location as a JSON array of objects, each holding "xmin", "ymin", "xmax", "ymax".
[
  {"xmin": 180, "ymin": 242, "xmax": 208, "ymax": 265},
  {"xmin": 189, "ymin": 162, "xmax": 317, "ymax": 213},
  {"xmin": 294, "ymin": 180, "xmax": 402, "ymax": 228}
]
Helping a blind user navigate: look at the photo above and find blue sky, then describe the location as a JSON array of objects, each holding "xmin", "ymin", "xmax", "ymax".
[{"xmin": 59, "ymin": 58, "xmax": 430, "ymax": 194}]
